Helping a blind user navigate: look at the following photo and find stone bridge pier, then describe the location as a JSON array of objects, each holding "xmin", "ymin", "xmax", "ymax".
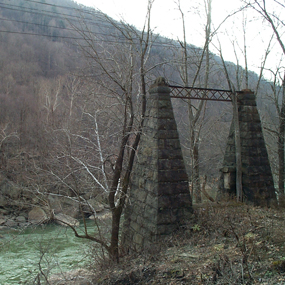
[
  {"xmin": 217, "ymin": 90, "xmax": 277, "ymax": 206},
  {"xmin": 121, "ymin": 79, "xmax": 277, "ymax": 253},
  {"xmin": 122, "ymin": 78, "xmax": 193, "ymax": 253}
]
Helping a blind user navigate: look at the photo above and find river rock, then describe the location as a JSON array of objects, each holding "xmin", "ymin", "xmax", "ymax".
[
  {"xmin": 48, "ymin": 195, "xmax": 79, "ymax": 218},
  {"xmin": 82, "ymin": 198, "xmax": 105, "ymax": 215},
  {"xmin": 0, "ymin": 178, "xmax": 22, "ymax": 208},
  {"xmin": 28, "ymin": 207, "xmax": 49, "ymax": 225},
  {"xmin": 5, "ymin": 219, "xmax": 18, "ymax": 227},
  {"xmin": 0, "ymin": 217, "xmax": 6, "ymax": 225},
  {"xmin": 15, "ymin": 216, "xmax": 26, "ymax": 224},
  {"xmin": 49, "ymin": 268, "xmax": 93, "ymax": 285},
  {"xmin": 89, "ymin": 210, "xmax": 111, "ymax": 221},
  {"xmin": 0, "ymin": 208, "xmax": 9, "ymax": 215},
  {"xmin": 54, "ymin": 213, "xmax": 79, "ymax": 227},
  {"xmin": 0, "ymin": 178, "xmax": 21, "ymax": 199}
]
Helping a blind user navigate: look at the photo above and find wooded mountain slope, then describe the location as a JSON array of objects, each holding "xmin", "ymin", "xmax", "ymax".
[{"xmin": 0, "ymin": 0, "xmax": 278, "ymax": 211}]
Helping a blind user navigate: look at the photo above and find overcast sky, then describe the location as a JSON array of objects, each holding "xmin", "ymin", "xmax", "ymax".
[
  {"xmin": 74, "ymin": 0, "xmax": 241, "ymax": 40},
  {"xmin": 74, "ymin": 0, "xmax": 284, "ymax": 82}
]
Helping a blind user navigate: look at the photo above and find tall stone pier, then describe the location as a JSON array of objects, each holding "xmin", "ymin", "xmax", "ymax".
[
  {"xmin": 122, "ymin": 78, "xmax": 193, "ymax": 253},
  {"xmin": 217, "ymin": 90, "xmax": 277, "ymax": 206}
]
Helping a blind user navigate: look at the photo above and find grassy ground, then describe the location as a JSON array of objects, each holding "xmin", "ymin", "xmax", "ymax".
[{"xmin": 89, "ymin": 203, "xmax": 285, "ymax": 285}]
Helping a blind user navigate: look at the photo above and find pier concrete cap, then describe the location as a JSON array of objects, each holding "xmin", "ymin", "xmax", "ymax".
[
  {"xmin": 149, "ymin": 77, "xmax": 170, "ymax": 94},
  {"xmin": 240, "ymin": 89, "xmax": 254, "ymax": 94},
  {"xmin": 237, "ymin": 89, "xmax": 256, "ymax": 102}
]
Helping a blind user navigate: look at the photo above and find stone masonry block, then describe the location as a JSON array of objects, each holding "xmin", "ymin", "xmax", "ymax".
[
  {"xmin": 157, "ymin": 209, "xmax": 178, "ymax": 224},
  {"xmin": 158, "ymin": 149, "xmax": 183, "ymax": 160},
  {"xmin": 137, "ymin": 189, "xmax": 148, "ymax": 203},
  {"xmin": 158, "ymin": 169, "xmax": 188, "ymax": 182},
  {"xmin": 158, "ymin": 109, "xmax": 175, "ymax": 119},
  {"xmin": 157, "ymin": 183, "xmax": 177, "ymax": 196},
  {"xmin": 237, "ymin": 92, "xmax": 256, "ymax": 101},
  {"xmin": 158, "ymin": 159, "xmax": 186, "ymax": 170},
  {"xmin": 157, "ymin": 130, "xmax": 179, "ymax": 139},
  {"xmin": 176, "ymin": 208, "xmax": 193, "ymax": 222},
  {"xmin": 240, "ymin": 105, "xmax": 258, "ymax": 113},
  {"xmin": 145, "ymin": 193, "xmax": 157, "ymax": 208},
  {"xmin": 133, "ymin": 233, "xmax": 144, "ymax": 247},
  {"xmin": 238, "ymin": 100, "xmax": 257, "ymax": 106},
  {"xmin": 157, "ymin": 182, "xmax": 190, "ymax": 196},
  {"xmin": 145, "ymin": 180, "xmax": 156, "ymax": 192},
  {"xmin": 158, "ymin": 119, "xmax": 177, "ymax": 131},
  {"xmin": 129, "ymin": 220, "xmax": 139, "ymax": 233},
  {"xmin": 171, "ymin": 193, "xmax": 193, "ymax": 209},
  {"xmin": 157, "ymin": 224, "xmax": 178, "ymax": 235},
  {"xmin": 144, "ymin": 204, "xmax": 157, "ymax": 217},
  {"xmin": 158, "ymin": 99, "xmax": 172, "ymax": 109},
  {"xmin": 158, "ymin": 139, "xmax": 181, "ymax": 150},
  {"xmin": 148, "ymin": 108, "xmax": 159, "ymax": 118},
  {"xmin": 157, "ymin": 195, "xmax": 172, "ymax": 209}
]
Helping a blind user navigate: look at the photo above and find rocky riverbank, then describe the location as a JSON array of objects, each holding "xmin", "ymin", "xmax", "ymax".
[{"xmin": 0, "ymin": 176, "xmax": 108, "ymax": 230}]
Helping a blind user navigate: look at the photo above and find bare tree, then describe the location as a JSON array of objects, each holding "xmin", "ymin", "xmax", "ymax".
[
  {"xmin": 0, "ymin": 123, "xmax": 19, "ymax": 173},
  {"xmin": 242, "ymin": 0, "xmax": 285, "ymax": 201},
  {"xmin": 261, "ymin": 67, "xmax": 285, "ymax": 202},
  {"xmin": 38, "ymin": 1, "xmax": 160, "ymax": 262},
  {"xmin": 174, "ymin": 0, "xmax": 213, "ymax": 203},
  {"xmin": 214, "ymin": 8, "xmax": 277, "ymax": 202}
]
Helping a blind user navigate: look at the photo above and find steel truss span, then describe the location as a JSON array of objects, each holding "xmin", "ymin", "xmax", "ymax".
[{"xmin": 169, "ymin": 85, "xmax": 233, "ymax": 102}]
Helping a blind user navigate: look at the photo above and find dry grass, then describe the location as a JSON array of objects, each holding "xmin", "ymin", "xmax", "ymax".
[{"xmin": 90, "ymin": 203, "xmax": 285, "ymax": 284}]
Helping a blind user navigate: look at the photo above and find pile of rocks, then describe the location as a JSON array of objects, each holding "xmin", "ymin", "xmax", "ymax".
[
  {"xmin": 0, "ymin": 213, "xmax": 29, "ymax": 229},
  {"xmin": 0, "ymin": 176, "xmax": 108, "ymax": 229}
]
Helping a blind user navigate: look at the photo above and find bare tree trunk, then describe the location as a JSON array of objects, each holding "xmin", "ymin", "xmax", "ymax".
[
  {"xmin": 64, "ymin": 1, "xmax": 156, "ymax": 262},
  {"xmin": 218, "ymin": 47, "xmax": 243, "ymax": 202},
  {"xmin": 278, "ymin": 107, "xmax": 285, "ymax": 197},
  {"xmin": 201, "ymin": 175, "xmax": 215, "ymax": 202},
  {"xmin": 109, "ymin": 207, "xmax": 122, "ymax": 262},
  {"xmin": 176, "ymin": 0, "xmax": 212, "ymax": 203},
  {"xmin": 279, "ymin": 76, "xmax": 285, "ymax": 203},
  {"xmin": 246, "ymin": 0, "xmax": 285, "ymax": 204},
  {"xmin": 193, "ymin": 142, "xmax": 201, "ymax": 202},
  {"xmin": 233, "ymin": 93, "xmax": 243, "ymax": 202}
]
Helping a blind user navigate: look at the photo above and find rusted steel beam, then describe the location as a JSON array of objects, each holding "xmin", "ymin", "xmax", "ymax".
[{"xmin": 169, "ymin": 85, "xmax": 233, "ymax": 102}]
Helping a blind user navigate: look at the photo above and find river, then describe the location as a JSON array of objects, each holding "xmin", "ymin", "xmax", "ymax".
[{"xmin": 0, "ymin": 222, "xmax": 96, "ymax": 284}]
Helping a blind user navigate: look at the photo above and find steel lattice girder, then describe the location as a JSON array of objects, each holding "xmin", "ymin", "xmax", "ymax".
[{"xmin": 169, "ymin": 85, "xmax": 233, "ymax": 102}]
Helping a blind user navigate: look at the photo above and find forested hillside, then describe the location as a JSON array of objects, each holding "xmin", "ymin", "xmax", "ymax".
[
  {"xmin": 0, "ymin": 0, "xmax": 217, "ymax": 187},
  {"xmin": 0, "ymin": 0, "xmax": 278, "ymax": 207},
  {"xmin": 0, "ymin": 0, "xmax": 81, "ymax": 152}
]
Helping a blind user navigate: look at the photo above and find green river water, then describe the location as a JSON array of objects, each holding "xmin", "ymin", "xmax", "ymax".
[{"xmin": 0, "ymin": 223, "xmax": 95, "ymax": 284}]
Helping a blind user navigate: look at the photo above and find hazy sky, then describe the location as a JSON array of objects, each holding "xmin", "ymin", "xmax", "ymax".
[
  {"xmin": 74, "ymin": 0, "xmax": 284, "ymax": 81},
  {"xmin": 74, "ymin": 0, "xmax": 240, "ymax": 40}
]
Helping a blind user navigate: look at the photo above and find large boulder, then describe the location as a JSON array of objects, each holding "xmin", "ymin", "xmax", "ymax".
[
  {"xmin": 49, "ymin": 269, "xmax": 92, "ymax": 284},
  {"xmin": 15, "ymin": 216, "xmax": 26, "ymax": 223},
  {"xmin": 5, "ymin": 219, "xmax": 18, "ymax": 227},
  {"xmin": 0, "ymin": 178, "xmax": 21, "ymax": 199},
  {"xmin": 0, "ymin": 178, "xmax": 22, "ymax": 208},
  {"xmin": 81, "ymin": 198, "xmax": 105, "ymax": 215},
  {"xmin": 54, "ymin": 213, "xmax": 79, "ymax": 227},
  {"xmin": 89, "ymin": 210, "xmax": 111, "ymax": 221},
  {"xmin": 28, "ymin": 207, "xmax": 49, "ymax": 225},
  {"xmin": 48, "ymin": 195, "xmax": 79, "ymax": 218},
  {"xmin": 0, "ymin": 217, "xmax": 6, "ymax": 225}
]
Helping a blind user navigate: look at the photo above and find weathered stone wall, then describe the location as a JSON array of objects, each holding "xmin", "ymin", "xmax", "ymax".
[
  {"xmin": 122, "ymin": 78, "xmax": 193, "ymax": 253},
  {"xmin": 217, "ymin": 90, "xmax": 277, "ymax": 206}
]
